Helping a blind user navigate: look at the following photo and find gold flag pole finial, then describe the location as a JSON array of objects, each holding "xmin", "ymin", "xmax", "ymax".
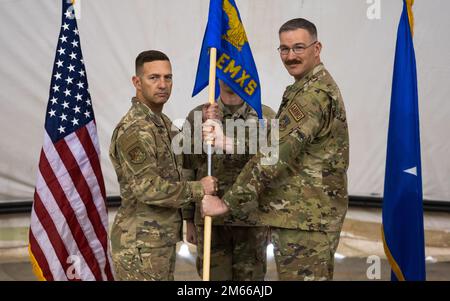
[{"xmin": 406, "ymin": 0, "xmax": 415, "ymax": 36}]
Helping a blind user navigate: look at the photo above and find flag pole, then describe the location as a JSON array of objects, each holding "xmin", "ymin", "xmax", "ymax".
[{"xmin": 203, "ymin": 47, "xmax": 217, "ymax": 281}]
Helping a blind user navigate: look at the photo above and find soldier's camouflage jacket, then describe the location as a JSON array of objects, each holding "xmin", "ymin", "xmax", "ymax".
[
  {"xmin": 109, "ymin": 98, "xmax": 204, "ymax": 252},
  {"xmin": 182, "ymin": 98, "xmax": 276, "ymax": 226},
  {"xmin": 223, "ymin": 63, "xmax": 350, "ymax": 232}
]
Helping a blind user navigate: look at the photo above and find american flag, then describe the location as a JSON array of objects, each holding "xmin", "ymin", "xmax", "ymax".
[{"xmin": 28, "ymin": 0, "xmax": 114, "ymax": 281}]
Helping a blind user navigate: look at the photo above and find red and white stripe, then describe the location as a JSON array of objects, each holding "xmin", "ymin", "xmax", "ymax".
[{"xmin": 29, "ymin": 121, "xmax": 114, "ymax": 281}]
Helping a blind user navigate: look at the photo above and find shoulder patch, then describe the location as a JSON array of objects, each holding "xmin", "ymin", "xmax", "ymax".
[
  {"xmin": 127, "ymin": 145, "xmax": 147, "ymax": 164},
  {"xmin": 116, "ymin": 130, "xmax": 154, "ymax": 175},
  {"xmin": 288, "ymin": 103, "xmax": 305, "ymax": 122}
]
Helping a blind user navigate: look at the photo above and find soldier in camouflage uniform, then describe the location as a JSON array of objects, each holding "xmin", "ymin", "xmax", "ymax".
[
  {"xmin": 202, "ymin": 18, "xmax": 349, "ymax": 281},
  {"xmin": 109, "ymin": 50, "xmax": 217, "ymax": 281},
  {"xmin": 183, "ymin": 80, "xmax": 276, "ymax": 281}
]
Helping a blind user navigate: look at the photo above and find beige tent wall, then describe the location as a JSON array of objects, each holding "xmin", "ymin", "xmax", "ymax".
[{"xmin": 0, "ymin": 0, "xmax": 449, "ymax": 203}]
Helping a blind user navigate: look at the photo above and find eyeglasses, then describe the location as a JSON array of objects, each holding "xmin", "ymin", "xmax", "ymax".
[{"xmin": 277, "ymin": 41, "xmax": 317, "ymax": 55}]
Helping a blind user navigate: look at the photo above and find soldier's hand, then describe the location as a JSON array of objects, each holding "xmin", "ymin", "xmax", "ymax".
[
  {"xmin": 201, "ymin": 195, "xmax": 229, "ymax": 217},
  {"xmin": 202, "ymin": 119, "xmax": 221, "ymax": 145},
  {"xmin": 200, "ymin": 176, "xmax": 218, "ymax": 195},
  {"xmin": 203, "ymin": 120, "xmax": 234, "ymax": 153},
  {"xmin": 202, "ymin": 102, "xmax": 220, "ymax": 122},
  {"xmin": 185, "ymin": 220, "xmax": 197, "ymax": 245}
]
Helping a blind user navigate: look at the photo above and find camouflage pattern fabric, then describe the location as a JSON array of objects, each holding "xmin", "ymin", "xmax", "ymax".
[
  {"xmin": 113, "ymin": 245, "xmax": 176, "ymax": 281},
  {"xmin": 195, "ymin": 225, "xmax": 269, "ymax": 281},
  {"xmin": 223, "ymin": 63, "xmax": 349, "ymax": 232},
  {"xmin": 271, "ymin": 229, "xmax": 341, "ymax": 281},
  {"xmin": 222, "ymin": 63, "xmax": 349, "ymax": 280},
  {"xmin": 109, "ymin": 98, "xmax": 204, "ymax": 280},
  {"xmin": 183, "ymin": 98, "xmax": 275, "ymax": 280},
  {"xmin": 182, "ymin": 98, "xmax": 276, "ymax": 226}
]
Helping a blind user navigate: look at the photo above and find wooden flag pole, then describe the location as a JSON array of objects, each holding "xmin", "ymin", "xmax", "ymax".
[{"xmin": 203, "ymin": 47, "xmax": 217, "ymax": 281}]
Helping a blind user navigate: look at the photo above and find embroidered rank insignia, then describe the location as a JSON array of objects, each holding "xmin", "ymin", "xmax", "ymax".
[{"xmin": 288, "ymin": 103, "xmax": 305, "ymax": 122}]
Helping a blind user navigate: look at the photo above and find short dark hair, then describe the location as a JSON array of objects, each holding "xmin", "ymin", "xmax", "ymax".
[
  {"xmin": 135, "ymin": 50, "xmax": 170, "ymax": 75},
  {"xmin": 279, "ymin": 18, "xmax": 318, "ymax": 40}
]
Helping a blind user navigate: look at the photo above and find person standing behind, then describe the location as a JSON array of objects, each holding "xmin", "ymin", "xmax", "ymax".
[
  {"xmin": 109, "ymin": 50, "xmax": 217, "ymax": 281},
  {"xmin": 183, "ymin": 80, "xmax": 276, "ymax": 280}
]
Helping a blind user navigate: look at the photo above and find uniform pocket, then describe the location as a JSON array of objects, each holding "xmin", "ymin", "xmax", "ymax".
[{"xmin": 136, "ymin": 220, "xmax": 182, "ymax": 248}]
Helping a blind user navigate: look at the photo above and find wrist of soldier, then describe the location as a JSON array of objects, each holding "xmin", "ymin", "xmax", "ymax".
[
  {"xmin": 188, "ymin": 181, "xmax": 205, "ymax": 201},
  {"xmin": 222, "ymin": 194, "xmax": 237, "ymax": 212},
  {"xmin": 221, "ymin": 198, "xmax": 230, "ymax": 214}
]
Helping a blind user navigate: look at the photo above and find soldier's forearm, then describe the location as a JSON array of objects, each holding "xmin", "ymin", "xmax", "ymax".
[
  {"xmin": 132, "ymin": 176, "xmax": 201, "ymax": 208},
  {"xmin": 222, "ymin": 154, "xmax": 261, "ymax": 215},
  {"xmin": 223, "ymin": 134, "xmax": 304, "ymax": 214},
  {"xmin": 186, "ymin": 181, "xmax": 205, "ymax": 202}
]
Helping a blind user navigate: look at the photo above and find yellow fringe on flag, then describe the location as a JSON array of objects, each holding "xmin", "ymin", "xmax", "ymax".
[
  {"xmin": 382, "ymin": 226, "xmax": 406, "ymax": 281},
  {"xmin": 406, "ymin": 0, "xmax": 415, "ymax": 36},
  {"xmin": 28, "ymin": 245, "xmax": 47, "ymax": 281}
]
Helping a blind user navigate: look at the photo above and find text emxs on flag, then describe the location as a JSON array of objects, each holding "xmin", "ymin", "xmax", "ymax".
[{"xmin": 192, "ymin": 0, "xmax": 262, "ymax": 119}]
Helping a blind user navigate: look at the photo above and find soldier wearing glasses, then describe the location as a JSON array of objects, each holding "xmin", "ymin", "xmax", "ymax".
[{"xmin": 201, "ymin": 18, "xmax": 349, "ymax": 281}]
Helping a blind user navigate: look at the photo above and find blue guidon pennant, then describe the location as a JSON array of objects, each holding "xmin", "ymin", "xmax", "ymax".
[{"xmin": 193, "ymin": 0, "xmax": 262, "ymax": 119}]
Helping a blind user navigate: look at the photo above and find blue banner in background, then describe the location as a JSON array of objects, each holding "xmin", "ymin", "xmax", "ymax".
[{"xmin": 382, "ymin": 0, "xmax": 426, "ymax": 281}]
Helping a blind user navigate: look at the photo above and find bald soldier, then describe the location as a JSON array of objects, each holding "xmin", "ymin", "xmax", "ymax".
[
  {"xmin": 109, "ymin": 50, "xmax": 217, "ymax": 281},
  {"xmin": 183, "ymin": 80, "xmax": 276, "ymax": 280},
  {"xmin": 202, "ymin": 18, "xmax": 350, "ymax": 281}
]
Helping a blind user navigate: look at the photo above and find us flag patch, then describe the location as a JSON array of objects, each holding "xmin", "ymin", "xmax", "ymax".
[{"xmin": 288, "ymin": 103, "xmax": 305, "ymax": 122}]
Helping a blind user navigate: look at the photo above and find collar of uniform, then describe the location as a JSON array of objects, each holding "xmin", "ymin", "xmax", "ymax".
[
  {"xmin": 288, "ymin": 63, "xmax": 326, "ymax": 93},
  {"xmin": 131, "ymin": 97, "xmax": 164, "ymax": 127},
  {"xmin": 217, "ymin": 96, "xmax": 252, "ymax": 119}
]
